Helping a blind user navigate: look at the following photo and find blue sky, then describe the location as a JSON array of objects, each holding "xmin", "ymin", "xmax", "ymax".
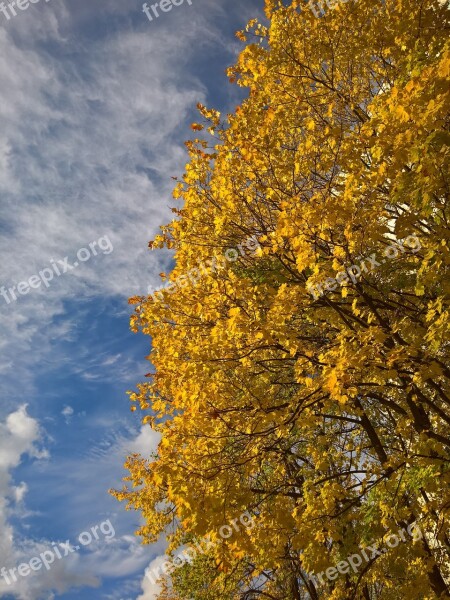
[{"xmin": 0, "ymin": 1, "xmax": 261, "ymax": 598}]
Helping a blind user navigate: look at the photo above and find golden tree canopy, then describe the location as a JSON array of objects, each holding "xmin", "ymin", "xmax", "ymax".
[{"xmin": 113, "ymin": 0, "xmax": 450, "ymax": 598}]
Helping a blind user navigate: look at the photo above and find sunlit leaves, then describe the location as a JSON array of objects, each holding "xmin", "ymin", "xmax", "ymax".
[{"xmin": 113, "ymin": 1, "xmax": 450, "ymax": 598}]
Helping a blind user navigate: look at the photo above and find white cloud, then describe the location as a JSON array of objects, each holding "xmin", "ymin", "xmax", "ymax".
[
  {"xmin": 0, "ymin": 405, "xmax": 47, "ymax": 472},
  {"xmin": 0, "ymin": 411, "xmax": 163, "ymax": 600},
  {"xmin": 12, "ymin": 482, "xmax": 28, "ymax": 505},
  {"xmin": 137, "ymin": 556, "xmax": 167, "ymax": 600},
  {"xmin": 127, "ymin": 426, "xmax": 161, "ymax": 458},
  {"xmin": 0, "ymin": 405, "xmax": 50, "ymax": 599},
  {"xmin": 61, "ymin": 406, "xmax": 74, "ymax": 424}
]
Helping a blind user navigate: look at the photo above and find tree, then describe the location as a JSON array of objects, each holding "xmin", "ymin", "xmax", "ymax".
[{"xmin": 112, "ymin": 0, "xmax": 450, "ymax": 598}]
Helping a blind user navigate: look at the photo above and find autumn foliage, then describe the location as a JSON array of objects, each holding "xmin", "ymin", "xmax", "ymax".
[{"xmin": 113, "ymin": 0, "xmax": 450, "ymax": 598}]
